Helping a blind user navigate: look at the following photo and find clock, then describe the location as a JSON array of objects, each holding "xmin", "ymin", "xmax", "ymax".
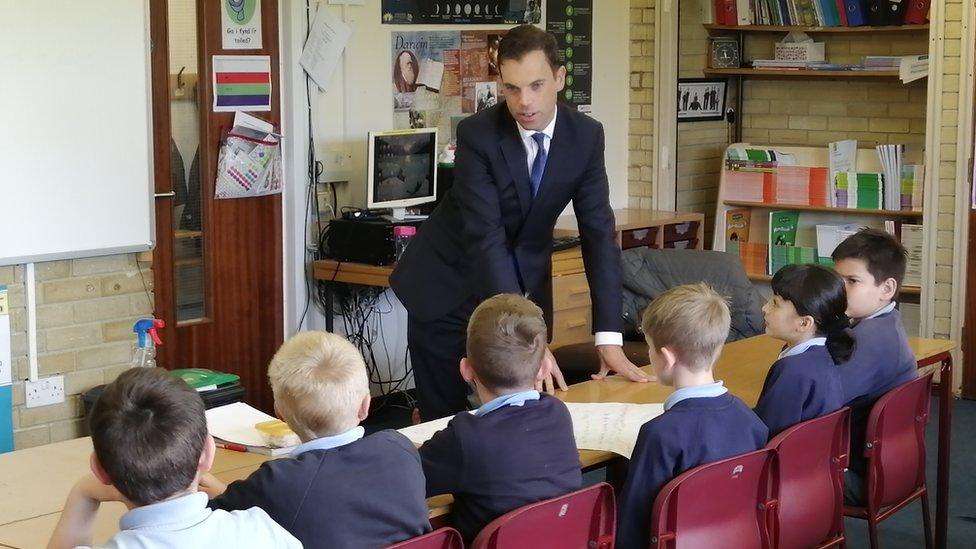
[{"xmin": 710, "ymin": 38, "xmax": 740, "ymax": 69}]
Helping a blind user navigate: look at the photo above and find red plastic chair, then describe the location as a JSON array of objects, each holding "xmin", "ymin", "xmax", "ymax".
[
  {"xmin": 844, "ymin": 372, "xmax": 934, "ymax": 549},
  {"xmin": 470, "ymin": 482, "xmax": 615, "ymax": 549},
  {"xmin": 766, "ymin": 407, "xmax": 851, "ymax": 549},
  {"xmin": 650, "ymin": 448, "xmax": 777, "ymax": 549},
  {"xmin": 385, "ymin": 527, "xmax": 464, "ymax": 549}
]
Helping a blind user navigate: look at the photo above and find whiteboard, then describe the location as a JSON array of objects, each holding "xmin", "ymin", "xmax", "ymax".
[{"xmin": 0, "ymin": 1, "xmax": 154, "ymax": 266}]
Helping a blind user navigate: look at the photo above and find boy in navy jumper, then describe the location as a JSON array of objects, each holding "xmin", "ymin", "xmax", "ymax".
[
  {"xmin": 48, "ymin": 368, "xmax": 301, "ymax": 549},
  {"xmin": 617, "ymin": 284, "xmax": 768, "ymax": 549},
  {"xmin": 202, "ymin": 332, "xmax": 431, "ymax": 549},
  {"xmin": 754, "ymin": 264, "xmax": 848, "ymax": 437},
  {"xmin": 419, "ymin": 294, "xmax": 581, "ymax": 541},
  {"xmin": 832, "ymin": 228, "xmax": 917, "ymax": 504}
]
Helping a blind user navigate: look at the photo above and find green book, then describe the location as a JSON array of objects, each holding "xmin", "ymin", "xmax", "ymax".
[{"xmin": 767, "ymin": 210, "xmax": 800, "ymax": 274}]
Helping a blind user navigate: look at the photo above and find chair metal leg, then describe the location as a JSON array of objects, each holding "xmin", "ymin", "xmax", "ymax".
[{"xmin": 921, "ymin": 490, "xmax": 934, "ymax": 549}]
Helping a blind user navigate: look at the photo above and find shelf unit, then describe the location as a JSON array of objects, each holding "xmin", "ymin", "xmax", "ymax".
[
  {"xmin": 703, "ymin": 24, "xmax": 929, "ymax": 34},
  {"xmin": 713, "ymin": 143, "xmax": 925, "ymax": 301},
  {"xmin": 703, "ymin": 68, "xmax": 900, "ymax": 78}
]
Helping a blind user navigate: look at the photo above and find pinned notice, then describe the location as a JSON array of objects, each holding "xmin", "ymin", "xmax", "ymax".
[
  {"xmin": 213, "ymin": 55, "xmax": 272, "ymax": 112},
  {"xmin": 299, "ymin": 7, "xmax": 352, "ymax": 92}
]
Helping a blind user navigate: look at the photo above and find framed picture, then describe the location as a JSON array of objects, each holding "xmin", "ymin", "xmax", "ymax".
[{"xmin": 677, "ymin": 79, "xmax": 727, "ymax": 122}]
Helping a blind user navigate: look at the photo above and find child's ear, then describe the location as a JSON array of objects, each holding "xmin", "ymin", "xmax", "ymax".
[
  {"xmin": 198, "ymin": 435, "xmax": 216, "ymax": 474},
  {"xmin": 357, "ymin": 392, "xmax": 371, "ymax": 422},
  {"xmin": 880, "ymin": 277, "xmax": 898, "ymax": 301},
  {"xmin": 536, "ymin": 350, "xmax": 554, "ymax": 382},
  {"xmin": 89, "ymin": 453, "xmax": 114, "ymax": 486},
  {"xmin": 658, "ymin": 345, "xmax": 678, "ymax": 370},
  {"xmin": 459, "ymin": 357, "xmax": 476, "ymax": 384},
  {"xmin": 797, "ymin": 314, "xmax": 816, "ymax": 334}
]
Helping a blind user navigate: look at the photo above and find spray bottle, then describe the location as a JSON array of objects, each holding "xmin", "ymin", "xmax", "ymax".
[{"xmin": 132, "ymin": 318, "xmax": 165, "ymax": 368}]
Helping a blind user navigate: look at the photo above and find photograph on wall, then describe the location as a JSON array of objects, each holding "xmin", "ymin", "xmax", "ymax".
[
  {"xmin": 677, "ymin": 78, "xmax": 727, "ymax": 122},
  {"xmin": 382, "ymin": 1, "xmax": 541, "ymax": 25},
  {"xmin": 460, "ymin": 30, "xmax": 505, "ymax": 114},
  {"xmin": 475, "ymin": 81, "xmax": 498, "ymax": 112},
  {"xmin": 547, "ymin": 0, "xmax": 593, "ymax": 112}
]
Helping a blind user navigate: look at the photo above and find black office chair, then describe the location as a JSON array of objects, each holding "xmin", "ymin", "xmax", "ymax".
[{"xmin": 552, "ymin": 247, "xmax": 764, "ymax": 385}]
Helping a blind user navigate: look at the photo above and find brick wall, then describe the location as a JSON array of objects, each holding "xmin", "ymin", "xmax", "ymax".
[
  {"xmin": 0, "ymin": 255, "xmax": 153, "ymax": 449},
  {"xmin": 629, "ymin": 0, "xmax": 655, "ymax": 209},
  {"xmin": 932, "ymin": 1, "xmax": 964, "ymax": 340},
  {"xmin": 677, "ymin": 0, "xmax": 730, "ymax": 247}
]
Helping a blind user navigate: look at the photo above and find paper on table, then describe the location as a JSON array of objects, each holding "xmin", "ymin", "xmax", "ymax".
[
  {"xmin": 565, "ymin": 402, "xmax": 664, "ymax": 459},
  {"xmin": 398, "ymin": 414, "xmax": 457, "ymax": 446},
  {"xmin": 417, "ymin": 58, "xmax": 445, "ymax": 91},
  {"xmin": 299, "ymin": 6, "xmax": 352, "ymax": 92},
  {"xmin": 206, "ymin": 402, "xmax": 280, "ymax": 447}
]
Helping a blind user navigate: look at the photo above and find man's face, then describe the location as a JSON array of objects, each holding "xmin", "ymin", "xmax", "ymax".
[{"xmin": 499, "ymin": 49, "xmax": 565, "ymax": 131}]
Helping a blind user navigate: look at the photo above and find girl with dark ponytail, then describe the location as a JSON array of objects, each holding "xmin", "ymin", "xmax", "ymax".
[{"xmin": 754, "ymin": 264, "xmax": 852, "ymax": 437}]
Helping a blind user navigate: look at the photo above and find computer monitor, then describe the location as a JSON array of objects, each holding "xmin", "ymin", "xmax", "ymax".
[{"xmin": 367, "ymin": 128, "xmax": 438, "ymax": 219}]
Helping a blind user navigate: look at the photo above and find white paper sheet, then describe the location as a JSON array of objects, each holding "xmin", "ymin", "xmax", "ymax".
[
  {"xmin": 565, "ymin": 402, "xmax": 664, "ymax": 459},
  {"xmin": 299, "ymin": 7, "xmax": 352, "ymax": 92},
  {"xmin": 417, "ymin": 58, "xmax": 445, "ymax": 91},
  {"xmin": 205, "ymin": 402, "xmax": 279, "ymax": 447},
  {"xmin": 396, "ymin": 402, "xmax": 665, "ymax": 460}
]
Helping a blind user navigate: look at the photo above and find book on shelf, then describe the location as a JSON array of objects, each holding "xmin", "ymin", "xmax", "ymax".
[
  {"xmin": 816, "ymin": 223, "xmax": 859, "ymax": 262},
  {"xmin": 876, "ymin": 143, "xmax": 905, "ymax": 210},
  {"xmin": 727, "ymin": 240, "xmax": 769, "ymax": 276},
  {"xmin": 835, "ymin": 172, "xmax": 883, "ymax": 209},
  {"xmin": 901, "ymin": 164, "xmax": 924, "ymax": 211},
  {"xmin": 712, "ymin": 0, "xmax": 928, "ymax": 26},
  {"xmin": 768, "ymin": 210, "xmax": 800, "ymax": 273},
  {"xmin": 726, "ymin": 208, "xmax": 752, "ymax": 242},
  {"xmin": 901, "ymin": 223, "xmax": 923, "ymax": 287}
]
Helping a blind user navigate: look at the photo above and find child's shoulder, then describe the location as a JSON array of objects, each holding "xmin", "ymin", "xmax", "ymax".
[
  {"xmin": 362, "ymin": 429, "xmax": 423, "ymax": 457},
  {"xmin": 773, "ymin": 346, "xmax": 837, "ymax": 376}
]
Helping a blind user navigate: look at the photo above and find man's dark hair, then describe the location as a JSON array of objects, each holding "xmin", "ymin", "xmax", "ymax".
[
  {"xmin": 498, "ymin": 25, "xmax": 561, "ymax": 71},
  {"xmin": 89, "ymin": 368, "xmax": 208, "ymax": 506},
  {"xmin": 831, "ymin": 227, "xmax": 907, "ymax": 289}
]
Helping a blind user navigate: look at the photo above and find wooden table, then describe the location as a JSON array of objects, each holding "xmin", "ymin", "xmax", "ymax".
[{"xmin": 0, "ymin": 336, "xmax": 955, "ymax": 548}]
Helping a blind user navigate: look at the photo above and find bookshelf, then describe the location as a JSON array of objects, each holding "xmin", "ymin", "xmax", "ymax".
[
  {"xmin": 702, "ymin": 68, "xmax": 900, "ymax": 79},
  {"xmin": 703, "ymin": 24, "xmax": 929, "ymax": 34},
  {"xmin": 714, "ymin": 143, "xmax": 925, "ymax": 300}
]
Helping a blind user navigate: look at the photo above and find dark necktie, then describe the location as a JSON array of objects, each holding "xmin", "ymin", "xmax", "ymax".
[{"xmin": 529, "ymin": 132, "xmax": 548, "ymax": 197}]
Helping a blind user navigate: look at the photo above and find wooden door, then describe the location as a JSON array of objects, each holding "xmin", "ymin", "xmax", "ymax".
[{"xmin": 150, "ymin": 0, "xmax": 282, "ymax": 412}]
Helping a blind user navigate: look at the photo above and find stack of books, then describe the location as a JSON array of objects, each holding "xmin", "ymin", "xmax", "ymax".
[
  {"xmin": 713, "ymin": 0, "xmax": 930, "ymax": 27},
  {"xmin": 901, "ymin": 164, "xmax": 924, "ymax": 211},
  {"xmin": 774, "ymin": 166, "xmax": 829, "ymax": 206},
  {"xmin": 901, "ymin": 224, "xmax": 923, "ymax": 287},
  {"xmin": 863, "ymin": 56, "xmax": 903, "ymax": 71},
  {"xmin": 835, "ymin": 172, "xmax": 883, "ymax": 209}
]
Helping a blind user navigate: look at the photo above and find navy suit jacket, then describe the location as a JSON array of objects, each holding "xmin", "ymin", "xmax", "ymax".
[
  {"xmin": 754, "ymin": 345, "xmax": 846, "ymax": 437},
  {"xmin": 419, "ymin": 394, "xmax": 582, "ymax": 541},
  {"xmin": 390, "ymin": 102, "xmax": 623, "ymax": 332},
  {"xmin": 616, "ymin": 393, "xmax": 768, "ymax": 549},
  {"xmin": 208, "ymin": 430, "xmax": 431, "ymax": 549}
]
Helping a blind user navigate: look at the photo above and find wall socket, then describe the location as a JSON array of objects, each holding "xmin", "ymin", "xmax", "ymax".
[{"xmin": 25, "ymin": 375, "xmax": 65, "ymax": 408}]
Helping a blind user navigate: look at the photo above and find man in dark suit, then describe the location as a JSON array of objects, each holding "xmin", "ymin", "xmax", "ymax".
[{"xmin": 391, "ymin": 25, "xmax": 650, "ymax": 420}]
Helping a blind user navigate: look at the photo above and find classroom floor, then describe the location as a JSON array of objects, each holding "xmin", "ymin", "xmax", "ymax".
[{"xmin": 364, "ymin": 392, "xmax": 976, "ymax": 548}]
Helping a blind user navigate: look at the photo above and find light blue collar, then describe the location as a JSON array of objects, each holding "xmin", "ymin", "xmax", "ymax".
[
  {"xmin": 777, "ymin": 337, "xmax": 827, "ymax": 360},
  {"xmin": 664, "ymin": 381, "xmax": 728, "ymax": 411},
  {"xmin": 290, "ymin": 426, "xmax": 365, "ymax": 457},
  {"xmin": 474, "ymin": 390, "xmax": 541, "ymax": 417},
  {"xmin": 119, "ymin": 492, "xmax": 210, "ymax": 531},
  {"xmin": 866, "ymin": 301, "xmax": 897, "ymax": 320}
]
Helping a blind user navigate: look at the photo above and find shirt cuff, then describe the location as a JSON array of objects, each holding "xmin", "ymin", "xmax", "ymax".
[{"xmin": 594, "ymin": 332, "xmax": 623, "ymax": 347}]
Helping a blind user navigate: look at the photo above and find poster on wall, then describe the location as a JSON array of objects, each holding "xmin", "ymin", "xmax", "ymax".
[
  {"xmin": 382, "ymin": 0, "xmax": 541, "ymax": 25},
  {"xmin": 391, "ymin": 30, "xmax": 507, "ymax": 138},
  {"xmin": 212, "ymin": 55, "xmax": 272, "ymax": 112},
  {"xmin": 547, "ymin": 0, "xmax": 592, "ymax": 113},
  {"xmin": 221, "ymin": 0, "xmax": 263, "ymax": 50}
]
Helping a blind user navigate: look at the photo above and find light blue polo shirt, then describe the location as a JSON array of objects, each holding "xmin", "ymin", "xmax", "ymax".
[{"xmin": 95, "ymin": 492, "xmax": 301, "ymax": 548}]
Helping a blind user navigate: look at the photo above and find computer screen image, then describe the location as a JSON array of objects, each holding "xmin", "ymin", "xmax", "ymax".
[{"xmin": 367, "ymin": 128, "xmax": 438, "ymax": 218}]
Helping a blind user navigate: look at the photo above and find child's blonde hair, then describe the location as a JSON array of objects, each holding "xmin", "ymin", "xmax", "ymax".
[
  {"xmin": 268, "ymin": 331, "xmax": 369, "ymax": 440},
  {"xmin": 641, "ymin": 283, "xmax": 730, "ymax": 371},
  {"xmin": 466, "ymin": 294, "xmax": 547, "ymax": 392}
]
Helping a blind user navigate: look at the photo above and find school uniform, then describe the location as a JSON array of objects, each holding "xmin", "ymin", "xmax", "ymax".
[
  {"xmin": 754, "ymin": 338, "xmax": 846, "ymax": 437},
  {"xmin": 419, "ymin": 391, "xmax": 582, "ymax": 541},
  {"xmin": 208, "ymin": 428, "xmax": 431, "ymax": 549},
  {"xmin": 840, "ymin": 302, "xmax": 918, "ymax": 504},
  {"xmin": 616, "ymin": 383, "xmax": 768, "ymax": 549},
  {"xmin": 99, "ymin": 492, "xmax": 301, "ymax": 549}
]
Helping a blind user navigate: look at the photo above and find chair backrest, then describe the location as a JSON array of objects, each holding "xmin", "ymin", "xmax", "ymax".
[
  {"xmin": 470, "ymin": 482, "xmax": 615, "ymax": 549},
  {"xmin": 650, "ymin": 448, "xmax": 776, "ymax": 549},
  {"xmin": 863, "ymin": 372, "xmax": 933, "ymax": 510},
  {"xmin": 385, "ymin": 527, "xmax": 464, "ymax": 549},
  {"xmin": 766, "ymin": 407, "xmax": 851, "ymax": 549}
]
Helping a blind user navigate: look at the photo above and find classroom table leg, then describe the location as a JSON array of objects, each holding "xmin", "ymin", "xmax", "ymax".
[{"xmin": 917, "ymin": 351, "xmax": 953, "ymax": 549}]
